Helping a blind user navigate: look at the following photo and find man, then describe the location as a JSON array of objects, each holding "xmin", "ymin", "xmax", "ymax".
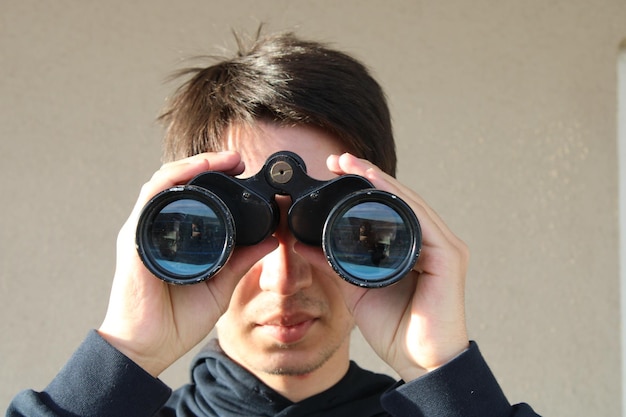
[{"xmin": 7, "ymin": 30, "xmax": 540, "ymax": 416}]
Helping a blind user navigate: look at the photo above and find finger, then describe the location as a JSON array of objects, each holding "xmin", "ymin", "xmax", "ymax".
[
  {"xmin": 327, "ymin": 152, "xmax": 442, "ymax": 232},
  {"xmin": 131, "ymin": 151, "xmax": 245, "ymax": 218},
  {"xmin": 150, "ymin": 151, "xmax": 244, "ymax": 193},
  {"xmin": 327, "ymin": 153, "xmax": 468, "ymax": 276},
  {"xmin": 327, "ymin": 153, "xmax": 426, "ymax": 208},
  {"xmin": 328, "ymin": 153, "xmax": 431, "ymax": 213}
]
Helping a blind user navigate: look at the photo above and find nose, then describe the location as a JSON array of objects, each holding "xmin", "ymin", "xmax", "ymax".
[{"xmin": 258, "ymin": 196, "xmax": 313, "ymax": 295}]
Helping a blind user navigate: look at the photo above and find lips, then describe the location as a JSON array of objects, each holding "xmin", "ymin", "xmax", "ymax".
[{"xmin": 256, "ymin": 314, "xmax": 317, "ymax": 344}]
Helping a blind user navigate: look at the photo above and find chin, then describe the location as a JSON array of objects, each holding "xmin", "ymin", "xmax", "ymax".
[
  {"xmin": 253, "ymin": 341, "xmax": 341, "ymax": 377},
  {"xmin": 259, "ymin": 357, "xmax": 327, "ymax": 377}
]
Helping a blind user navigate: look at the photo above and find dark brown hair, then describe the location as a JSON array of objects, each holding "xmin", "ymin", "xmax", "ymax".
[{"xmin": 159, "ymin": 30, "xmax": 397, "ymax": 175}]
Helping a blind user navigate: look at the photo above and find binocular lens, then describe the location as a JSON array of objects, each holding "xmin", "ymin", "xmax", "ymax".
[
  {"xmin": 136, "ymin": 188, "xmax": 235, "ymax": 284},
  {"xmin": 324, "ymin": 191, "xmax": 420, "ymax": 287}
]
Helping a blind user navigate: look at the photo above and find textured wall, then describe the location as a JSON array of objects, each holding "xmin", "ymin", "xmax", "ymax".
[{"xmin": 1, "ymin": 1, "xmax": 625, "ymax": 415}]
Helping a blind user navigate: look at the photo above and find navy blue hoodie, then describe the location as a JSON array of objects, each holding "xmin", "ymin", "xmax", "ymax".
[{"xmin": 7, "ymin": 331, "xmax": 540, "ymax": 416}]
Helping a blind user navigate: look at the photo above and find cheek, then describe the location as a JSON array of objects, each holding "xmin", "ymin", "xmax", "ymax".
[{"xmin": 316, "ymin": 268, "xmax": 355, "ymax": 319}]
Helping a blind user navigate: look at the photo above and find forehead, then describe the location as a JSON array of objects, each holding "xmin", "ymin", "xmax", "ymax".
[{"xmin": 225, "ymin": 122, "xmax": 347, "ymax": 180}]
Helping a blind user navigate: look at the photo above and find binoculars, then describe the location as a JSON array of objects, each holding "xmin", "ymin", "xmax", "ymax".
[{"xmin": 136, "ymin": 151, "xmax": 421, "ymax": 288}]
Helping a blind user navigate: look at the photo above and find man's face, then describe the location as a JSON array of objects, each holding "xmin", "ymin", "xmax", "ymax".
[{"xmin": 216, "ymin": 122, "xmax": 356, "ymax": 380}]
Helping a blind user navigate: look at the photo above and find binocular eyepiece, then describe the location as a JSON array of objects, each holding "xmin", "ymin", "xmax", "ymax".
[{"xmin": 136, "ymin": 151, "xmax": 421, "ymax": 288}]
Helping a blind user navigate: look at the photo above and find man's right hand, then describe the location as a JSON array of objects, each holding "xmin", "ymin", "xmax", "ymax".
[{"xmin": 98, "ymin": 151, "xmax": 278, "ymax": 377}]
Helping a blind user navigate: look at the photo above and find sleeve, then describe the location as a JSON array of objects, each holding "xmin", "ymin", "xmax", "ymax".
[
  {"xmin": 6, "ymin": 330, "xmax": 172, "ymax": 417},
  {"xmin": 380, "ymin": 341, "xmax": 541, "ymax": 417}
]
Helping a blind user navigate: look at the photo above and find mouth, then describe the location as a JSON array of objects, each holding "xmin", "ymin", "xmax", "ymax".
[{"xmin": 256, "ymin": 314, "xmax": 318, "ymax": 345}]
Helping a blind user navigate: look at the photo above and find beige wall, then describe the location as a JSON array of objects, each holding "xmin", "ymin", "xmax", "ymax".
[{"xmin": 2, "ymin": 1, "xmax": 625, "ymax": 415}]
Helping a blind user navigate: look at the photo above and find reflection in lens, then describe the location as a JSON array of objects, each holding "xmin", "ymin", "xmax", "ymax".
[
  {"xmin": 147, "ymin": 198, "xmax": 229, "ymax": 279},
  {"xmin": 325, "ymin": 193, "xmax": 420, "ymax": 287}
]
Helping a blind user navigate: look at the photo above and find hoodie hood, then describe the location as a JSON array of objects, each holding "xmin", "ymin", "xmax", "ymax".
[{"xmin": 165, "ymin": 339, "xmax": 396, "ymax": 417}]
